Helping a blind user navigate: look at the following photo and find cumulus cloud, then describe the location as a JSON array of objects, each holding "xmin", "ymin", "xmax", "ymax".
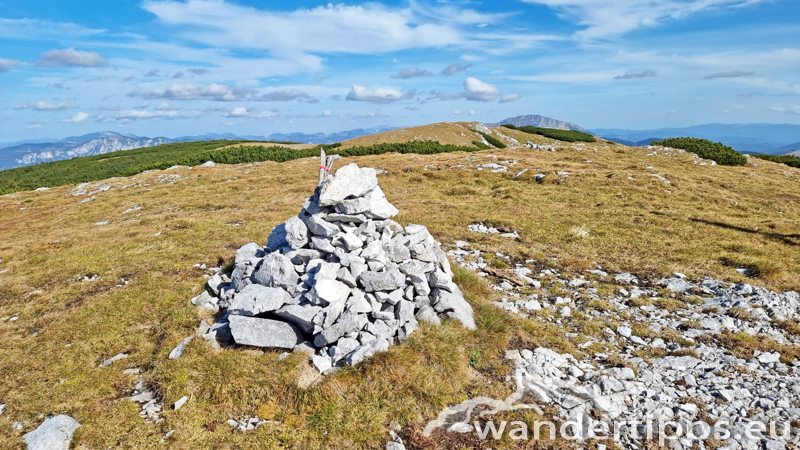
[
  {"xmin": 431, "ymin": 77, "xmax": 514, "ymax": 102},
  {"xmin": 172, "ymin": 71, "xmax": 184, "ymax": 78},
  {"xmin": 255, "ymin": 89, "xmax": 311, "ymax": 102},
  {"xmin": 127, "ymin": 83, "xmax": 254, "ymax": 101},
  {"xmin": 462, "ymin": 77, "xmax": 501, "ymax": 101},
  {"xmin": 187, "ymin": 68, "xmax": 209, "ymax": 75},
  {"xmin": 134, "ymin": 102, "xmax": 150, "ymax": 109},
  {"xmin": 614, "ymin": 69, "xmax": 656, "ymax": 80},
  {"xmin": 0, "ymin": 58, "xmax": 20, "ymax": 73},
  {"xmin": 14, "ymin": 101, "xmax": 71, "ymax": 111},
  {"xmin": 499, "ymin": 93, "xmax": 521, "ymax": 103},
  {"xmin": 391, "ymin": 68, "xmax": 433, "ymax": 79},
  {"xmin": 144, "ymin": 69, "xmax": 163, "ymax": 77},
  {"xmin": 706, "ymin": 70, "xmax": 755, "ymax": 79},
  {"xmin": 329, "ymin": 94, "xmax": 343, "ymax": 101},
  {"xmin": 222, "ymin": 106, "xmax": 250, "ymax": 117},
  {"xmin": 36, "ymin": 47, "xmax": 108, "ymax": 68},
  {"xmin": 441, "ymin": 63, "xmax": 471, "ymax": 75},
  {"xmin": 346, "ymin": 85, "xmax": 416, "ymax": 103},
  {"xmin": 63, "ymin": 112, "xmax": 90, "ymax": 123}
]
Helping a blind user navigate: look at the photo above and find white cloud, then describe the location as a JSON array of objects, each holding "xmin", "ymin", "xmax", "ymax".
[
  {"xmin": 134, "ymin": 102, "xmax": 150, "ymax": 109},
  {"xmin": 322, "ymin": 110, "xmax": 331, "ymax": 117},
  {"xmin": 63, "ymin": 112, "xmax": 90, "ymax": 123},
  {"xmin": 430, "ymin": 77, "xmax": 506, "ymax": 102},
  {"xmin": 346, "ymin": 85, "xmax": 415, "ymax": 103},
  {"xmin": 155, "ymin": 101, "xmax": 181, "ymax": 110},
  {"xmin": 499, "ymin": 93, "xmax": 522, "ymax": 103},
  {"xmin": 520, "ymin": 0, "xmax": 768, "ymax": 41},
  {"xmin": 0, "ymin": 58, "xmax": 20, "ymax": 73},
  {"xmin": 114, "ymin": 109, "xmax": 201, "ymax": 121},
  {"xmin": 770, "ymin": 106, "xmax": 800, "ymax": 115},
  {"xmin": 14, "ymin": 101, "xmax": 71, "ymax": 111},
  {"xmin": 222, "ymin": 106, "xmax": 249, "ymax": 117},
  {"xmin": 462, "ymin": 77, "xmax": 501, "ymax": 101},
  {"xmin": 452, "ymin": 109, "xmax": 480, "ymax": 115},
  {"xmin": 36, "ymin": 48, "xmax": 108, "ymax": 68},
  {"xmin": 0, "ymin": 18, "xmax": 105, "ymax": 40},
  {"xmin": 441, "ymin": 63, "xmax": 471, "ymax": 75},
  {"xmin": 255, "ymin": 89, "xmax": 311, "ymax": 102},
  {"xmin": 141, "ymin": 0, "xmax": 546, "ymax": 62},
  {"xmin": 391, "ymin": 68, "xmax": 433, "ymax": 79},
  {"xmin": 127, "ymin": 83, "xmax": 253, "ymax": 101},
  {"xmin": 219, "ymin": 107, "xmax": 277, "ymax": 119}
]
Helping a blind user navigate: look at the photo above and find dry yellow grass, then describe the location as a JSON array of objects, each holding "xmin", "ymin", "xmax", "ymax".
[
  {"xmin": 1, "ymin": 126, "xmax": 800, "ymax": 449},
  {"xmin": 221, "ymin": 142, "xmax": 319, "ymax": 150}
]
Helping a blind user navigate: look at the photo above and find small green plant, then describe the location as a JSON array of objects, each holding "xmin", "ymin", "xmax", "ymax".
[
  {"xmin": 650, "ymin": 137, "xmax": 747, "ymax": 166},
  {"xmin": 501, "ymin": 124, "xmax": 596, "ymax": 143},
  {"xmin": 469, "ymin": 349, "xmax": 481, "ymax": 368}
]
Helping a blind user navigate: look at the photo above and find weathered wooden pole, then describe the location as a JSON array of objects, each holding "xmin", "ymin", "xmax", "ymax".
[
  {"xmin": 318, "ymin": 148, "xmax": 342, "ymax": 185},
  {"xmin": 318, "ymin": 148, "xmax": 327, "ymax": 185}
]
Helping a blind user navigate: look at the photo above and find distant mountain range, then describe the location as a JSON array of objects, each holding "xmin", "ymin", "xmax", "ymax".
[
  {"xmin": 0, "ymin": 126, "xmax": 396, "ymax": 170},
  {"xmin": 593, "ymin": 123, "xmax": 800, "ymax": 155},
  {"xmin": 487, "ymin": 115, "xmax": 588, "ymax": 132}
]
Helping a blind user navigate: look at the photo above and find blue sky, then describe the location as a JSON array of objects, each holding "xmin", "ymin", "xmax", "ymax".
[{"xmin": 1, "ymin": 0, "xmax": 799, "ymax": 141}]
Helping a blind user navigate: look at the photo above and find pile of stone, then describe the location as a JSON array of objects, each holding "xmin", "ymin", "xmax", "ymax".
[{"xmin": 194, "ymin": 163, "xmax": 475, "ymax": 373}]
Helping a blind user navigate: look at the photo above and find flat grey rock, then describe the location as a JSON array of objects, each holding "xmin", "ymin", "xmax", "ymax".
[
  {"xmin": 359, "ymin": 270, "xmax": 406, "ymax": 292},
  {"xmin": 23, "ymin": 415, "xmax": 80, "ymax": 450},
  {"xmin": 229, "ymin": 315, "xmax": 301, "ymax": 349},
  {"xmin": 274, "ymin": 304, "xmax": 321, "ymax": 333},
  {"xmin": 318, "ymin": 163, "xmax": 379, "ymax": 206},
  {"xmin": 307, "ymin": 278, "xmax": 351, "ymax": 306},
  {"xmin": 302, "ymin": 213, "xmax": 341, "ymax": 238},
  {"xmin": 228, "ymin": 284, "xmax": 294, "ymax": 316}
]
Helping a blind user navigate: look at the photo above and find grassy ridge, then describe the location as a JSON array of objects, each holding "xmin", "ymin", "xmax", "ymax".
[
  {"xmin": 1, "ymin": 141, "xmax": 480, "ymax": 195},
  {"xmin": 751, "ymin": 153, "xmax": 800, "ymax": 168},
  {"xmin": 0, "ymin": 140, "xmax": 249, "ymax": 195},
  {"xmin": 500, "ymin": 124, "xmax": 596, "ymax": 143},
  {"xmin": 650, "ymin": 137, "xmax": 747, "ymax": 166}
]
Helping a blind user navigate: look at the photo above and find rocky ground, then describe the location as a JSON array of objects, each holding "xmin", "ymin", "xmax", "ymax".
[{"xmin": 429, "ymin": 241, "xmax": 800, "ymax": 449}]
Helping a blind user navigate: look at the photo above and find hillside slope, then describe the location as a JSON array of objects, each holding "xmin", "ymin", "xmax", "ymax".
[{"xmin": 1, "ymin": 131, "xmax": 799, "ymax": 449}]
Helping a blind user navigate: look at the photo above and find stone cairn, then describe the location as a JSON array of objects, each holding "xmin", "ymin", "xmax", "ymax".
[{"xmin": 195, "ymin": 163, "xmax": 475, "ymax": 373}]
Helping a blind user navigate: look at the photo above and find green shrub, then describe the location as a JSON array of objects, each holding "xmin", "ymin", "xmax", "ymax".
[
  {"xmin": 0, "ymin": 141, "xmax": 480, "ymax": 195},
  {"xmin": 750, "ymin": 153, "xmax": 800, "ymax": 168},
  {"xmin": 471, "ymin": 140, "xmax": 492, "ymax": 150},
  {"xmin": 470, "ymin": 130, "xmax": 506, "ymax": 148},
  {"xmin": 501, "ymin": 124, "xmax": 596, "ymax": 143},
  {"xmin": 650, "ymin": 137, "xmax": 747, "ymax": 166}
]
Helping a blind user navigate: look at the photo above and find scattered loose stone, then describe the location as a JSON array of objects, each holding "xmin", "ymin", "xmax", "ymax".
[
  {"xmin": 168, "ymin": 336, "xmax": 193, "ymax": 360},
  {"xmin": 23, "ymin": 415, "xmax": 80, "ymax": 450},
  {"xmin": 173, "ymin": 396, "xmax": 188, "ymax": 410},
  {"xmin": 99, "ymin": 352, "xmax": 128, "ymax": 367}
]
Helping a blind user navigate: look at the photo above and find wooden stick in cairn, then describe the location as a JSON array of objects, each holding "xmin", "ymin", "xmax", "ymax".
[{"xmin": 318, "ymin": 147, "xmax": 342, "ymax": 185}]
